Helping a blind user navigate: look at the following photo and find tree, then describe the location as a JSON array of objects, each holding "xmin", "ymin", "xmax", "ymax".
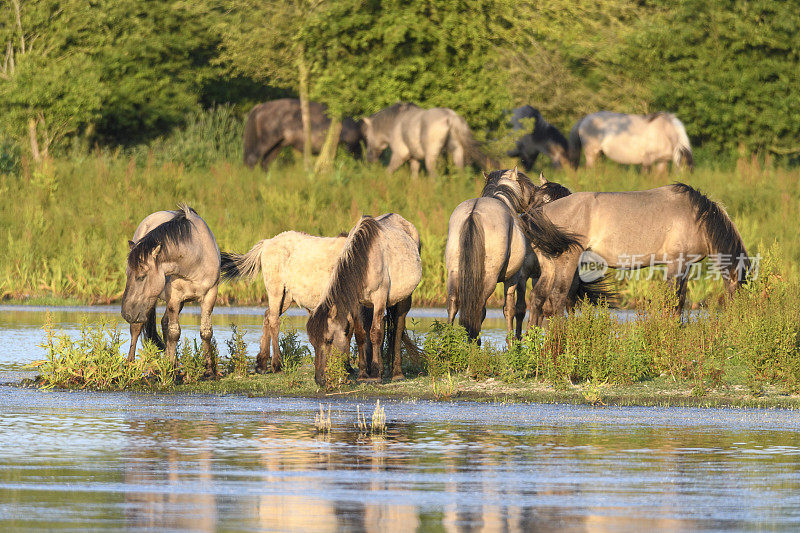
[
  {"xmin": 0, "ymin": 0, "xmax": 106, "ymax": 160},
  {"xmin": 216, "ymin": 0, "xmax": 328, "ymax": 172},
  {"xmin": 624, "ymin": 0, "xmax": 800, "ymax": 155}
]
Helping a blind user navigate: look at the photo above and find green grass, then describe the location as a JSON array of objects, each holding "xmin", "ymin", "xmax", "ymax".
[{"xmin": 1, "ymin": 150, "xmax": 798, "ymax": 307}]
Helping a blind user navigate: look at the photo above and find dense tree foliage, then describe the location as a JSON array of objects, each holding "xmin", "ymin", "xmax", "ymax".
[{"xmin": 1, "ymin": 0, "xmax": 798, "ymax": 158}]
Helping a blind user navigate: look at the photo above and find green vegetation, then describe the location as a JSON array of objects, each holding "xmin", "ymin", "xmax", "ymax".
[
  {"xmin": 1, "ymin": 148, "xmax": 798, "ymax": 306},
  {"xmin": 27, "ymin": 262, "xmax": 800, "ymax": 408},
  {"xmin": 2, "ymin": 1, "xmax": 798, "ymax": 162}
]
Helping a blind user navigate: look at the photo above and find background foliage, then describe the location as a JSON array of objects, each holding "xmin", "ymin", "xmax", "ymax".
[{"xmin": 2, "ymin": 0, "xmax": 798, "ymax": 156}]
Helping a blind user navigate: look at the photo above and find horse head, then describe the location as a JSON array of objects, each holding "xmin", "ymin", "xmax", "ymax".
[
  {"xmin": 307, "ymin": 303, "xmax": 352, "ymax": 387},
  {"xmin": 360, "ymin": 117, "xmax": 388, "ymax": 163},
  {"xmin": 121, "ymin": 241, "xmax": 167, "ymax": 324},
  {"xmin": 121, "ymin": 210, "xmax": 193, "ymax": 324}
]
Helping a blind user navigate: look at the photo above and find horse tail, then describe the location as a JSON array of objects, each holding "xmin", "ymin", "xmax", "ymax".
[
  {"xmin": 672, "ymin": 183, "xmax": 750, "ymax": 285},
  {"xmin": 449, "ymin": 114, "xmax": 497, "ymax": 169},
  {"xmin": 567, "ymin": 118, "xmax": 583, "ymax": 169},
  {"xmin": 243, "ymin": 105, "xmax": 262, "ymax": 168},
  {"xmin": 458, "ymin": 208, "xmax": 486, "ymax": 340},
  {"xmin": 219, "ymin": 240, "xmax": 266, "ymax": 282},
  {"xmin": 519, "ymin": 208, "xmax": 582, "ymax": 258},
  {"xmin": 669, "ymin": 114, "xmax": 694, "ymax": 171},
  {"xmin": 141, "ymin": 308, "xmax": 165, "ymax": 350}
]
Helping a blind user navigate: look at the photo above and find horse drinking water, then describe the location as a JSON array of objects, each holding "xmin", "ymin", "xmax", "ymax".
[
  {"xmin": 307, "ymin": 213, "xmax": 422, "ymax": 387},
  {"xmin": 121, "ymin": 206, "xmax": 221, "ymax": 377},
  {"xmin": 525, "ymin": 182, "xmax": 750, "ymax": 326}
]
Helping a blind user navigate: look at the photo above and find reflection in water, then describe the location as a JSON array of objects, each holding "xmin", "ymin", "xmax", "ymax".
[
  {"xmin": 1, "ymin": 307, "xmax": 799, "ymax": 530},
  {"xmin": 1, "ymin": 386, "xmax": 799, "ymax": 531}
]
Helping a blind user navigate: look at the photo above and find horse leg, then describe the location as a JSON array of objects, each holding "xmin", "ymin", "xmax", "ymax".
[
  {"xmin": 199, "ymin": 286, "xmax": 218, "ymax": 379},
  {"xmin": 655, "ymin": 160, "xmax": 668, "ymax": 175},
  {"xmin": 386, "ymin": 151, "xmax": 409, "ymax": 175},
  {"xmin": 424, "ymin": 152, "xmax": 439, "ymax": 178},
  {"xmin": 503, "ymin": 280, "xmax": 516, "ymax": 345},
  {"xmin": 269, "ymin": 299, "xmax": 291, "ymax": 373},
  {"xmin": 127, "ymin": 323, "xmax": 142, "ymax": 362},
  {"xmin": 584, "ymin": 145, "xmax": 601, "ymax": 168},
  {"xmin": 446, "ymin": 270, "xmax": 458, "ymax": 324},
  {"xmin": 163, "ymin": 298, "xmax": 183, "ymax": 370},
  {"xmin": 354, "ymin": 311, "xmax": 369, "ymax": 379},
  {"xmin": 256, "ymin": 308, "xmax": 272, "ymax": 374},
  {"xmin": 391, "ymin": 296, "xmax": 412, "ymax": 380},
  {"xmin": 449, "ymin": 142, "xmax": 465, "ymax": 169},
  {"xmin": 259, "ymin": 140, "xmax": 283, "ymax": 171},
  {"xmin": 369, "ymin": 305, "xmax": 386, "ymax": 380},
  {"xmin": 409, "ymin": 159, "xmax": 421, "ymax": 179},
  {"xmin": 514, "ymin": 276, "xmax": 528, "ymax": 340}
]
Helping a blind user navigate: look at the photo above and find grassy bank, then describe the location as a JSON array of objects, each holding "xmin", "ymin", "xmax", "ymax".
[
  {"xmin": 1, "ymin": 151, "xmax": 798, "ymax": 307},
  {"xmin": 27, "ymin": 266, "xmax": 800, "ymax": 408}
]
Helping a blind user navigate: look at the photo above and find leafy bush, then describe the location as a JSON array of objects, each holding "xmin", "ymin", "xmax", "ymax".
[
  {"xmin": 224, "ymin": 324, "xmax": 249, "ymax": 377},
  {"xmin": 422, "ymin": 321, "xmax": 470, "ymax": 379}
]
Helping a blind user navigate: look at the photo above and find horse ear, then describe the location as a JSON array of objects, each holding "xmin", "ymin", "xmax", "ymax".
[
  {"xmin": 329, "ymin": 304, "xmax": 337, "ymax": 320},
  {"xmin": 128, "ymin": 240, "xmax": 136, "ymax": 251},
  {"xmin": 511, "ymin": 165, "xmax": 519, "ymax": 181},
  {"xmin": 539, "ymin": 172, "xmax": 548, "ymax": 185},
  {"xmin": 150, "ymin": 243, "xmax": 162, "ymax": 260},
  {"xmin": 482, "ymin": 170, "xmax": 489, "ymax": 182}
]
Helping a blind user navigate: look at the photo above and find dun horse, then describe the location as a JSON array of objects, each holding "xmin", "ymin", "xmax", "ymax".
[
  {"xmin": 568, "ymin": 111, "xmax": 693, "ymax": 172},
  {"xmin": 446, "ymin": 169, "xmax": 613, "ymax": 342},
  {"xmin": 361, "ymin": 102, "xmax": 493, "ymax": 177},
  {"xmin": 508, "ymin": 106, "xmax": 572, "ymax": 170},
  {"xmin": 526, "ymin": 182, "xmax": 750, "ymax": 326},
  {"xmin": 121, "ymin": 206, "xmax": 221, "ymax": 377},
  {"xmin": 307, "ymin": 214, "xmax": 422, "ymax": 387},
  {"xmin": 243, "ymin": 98, "xmax": 363, "ymax": 170}
]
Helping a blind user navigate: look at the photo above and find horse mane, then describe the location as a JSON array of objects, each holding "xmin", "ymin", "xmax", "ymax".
[
  {"xmin": 671, "ymin": 183, "xmax": 750, "ymax": 278},
  {"xmin": 368, "ymin": 102, "xmax": 421, "ymax": 129},
  {"xmin": 481, "ymin": 169, "xmax": 537, "ymax": 212},
  {"xmin": 307, "ymin": 216, "xmax": 382, "ymax": 344},
  {"xmin": 128, "ymin": 205, "xmax": 195, "ymax": 269},
  {"xmin": 645, "ymin": 111, "xmax": 668, "ymax": 122},
  {"xmin": 519, "ymin": 207, "xmax": 582, "ymax": 257}
]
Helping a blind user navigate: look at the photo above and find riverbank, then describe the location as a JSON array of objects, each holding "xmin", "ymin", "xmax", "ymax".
[{"xmin": 11, "ymin": 368, "xmax": 800, "ymax": 410}]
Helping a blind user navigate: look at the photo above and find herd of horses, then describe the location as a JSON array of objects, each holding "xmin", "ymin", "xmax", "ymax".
[
  {"xmin": 242, "ymin": 98, "xmax": 695, "ymax": 175},
  {"xmin": 122, "ymin": 165, "xmax": 749, "ymax": 386}
]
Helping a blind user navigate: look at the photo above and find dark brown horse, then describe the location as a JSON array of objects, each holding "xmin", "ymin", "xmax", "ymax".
[{"xmin": 243, "ymin": 99, "xmax": 364, "ymax": 169}]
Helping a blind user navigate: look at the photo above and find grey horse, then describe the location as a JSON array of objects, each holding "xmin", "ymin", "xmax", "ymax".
[
  {"xmin": 121, "ymin": 206, "xmax": 221, "ymax": 377},
  {"xmin": 526, "ymin": 183, "xmax": 749, "ymax": 326},
  {"xmin": 568, "ymin": 111, "xmax": 693, "ymax": 172},
  {"xmin": 361, "ymin": 102, "xmax": 492, "ymax": 177},
  {"xmin": 307, "ymin": 213, "xmax": 422, "ymax": 387},
  {"xmin": 243, "ymin": 98, "xmax": 363, "ymax": 170},
  {"xmin": 507, "ymin": 106, "xmax": 572, "ymax": 170},
  {"xmin": 446, "ymin": 169, "xmax": 613, "ymax": 342}
]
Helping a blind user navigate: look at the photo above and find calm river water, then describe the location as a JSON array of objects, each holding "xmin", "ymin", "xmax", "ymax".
[{"xmin": 1, "ymin": 305, "xmax": 799, "ymax": 531}]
